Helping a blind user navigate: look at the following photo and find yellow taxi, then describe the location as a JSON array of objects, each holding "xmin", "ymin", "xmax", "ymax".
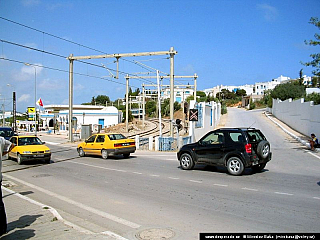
[
  {"xmin": 8, "ymin": 135, "xmax": 51, "ymax": 164},
  {"xmin": 77, "ymin": 133, "xmax": 136, "ymax": 159}
]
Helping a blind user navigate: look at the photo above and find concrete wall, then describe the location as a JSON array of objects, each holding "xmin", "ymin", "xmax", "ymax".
[
  {"xmin": 271, "ymin": 98, "xmax": 320, "ymax": 137},
  {"xmin": 189, "ymin": 100, "xmax": 221, "ymax": 142}
]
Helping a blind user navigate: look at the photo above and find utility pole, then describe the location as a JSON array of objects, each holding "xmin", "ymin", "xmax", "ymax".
[
  {"xmin": 126, "ymin": 75, "xmax": 129, "ymax": 132},
  {"xmin": 68, "ymin": 54, "xmax": 74, "ymax": 142},
  {"xmin": 157, "ymin": 70, "xmax": 162, "ymax": 136},
  {"xmin": 169, "ymin": 47, "xmax": 175, "ymax": 137},
  {"xmin": 142, "ymin": 84, "xmax": 145, "ymax": 128},
  {"xmin": 194, "ymin": 73, "xmax": 197, "ymax": 101}
]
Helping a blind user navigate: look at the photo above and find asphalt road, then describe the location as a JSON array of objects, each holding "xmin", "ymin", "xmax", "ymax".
[{"xmin": 3, "ymin": 108, "xmax": 320, "ymax": 240}]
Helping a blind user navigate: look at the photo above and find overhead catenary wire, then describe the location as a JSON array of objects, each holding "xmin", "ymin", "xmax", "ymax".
[
  {"xmin": 0, "ymin": 17, "xmax": 179, "ymax": 90},
  {"xmin": 0, "ymin": 57, "xmax": 141, "ymax": 89},
  {"xmin": 0, "ymin": 39, "xmax": 160, "ymax": 86},
  {"xmin": 0, "ymin": 16, "xmax": 108, "ymax": 55}
]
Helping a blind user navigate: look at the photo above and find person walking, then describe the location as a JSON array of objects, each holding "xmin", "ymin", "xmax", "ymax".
[{"xmin": 0, "ymin": 136, "xmax": 14, "ymax": 236}]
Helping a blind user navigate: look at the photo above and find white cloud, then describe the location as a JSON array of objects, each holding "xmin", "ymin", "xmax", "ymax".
[
  {"xmin": 18, "ymin": 94, "xmax": 31, "ymax": 103},
  {"xmin": 257, "ymin": 4, "xmax": 278, "ymax": 22},
  {"xmin": 74, "ymin": 83, "xmax": 85, "ymax": 91},
  {"xmin": 13, "ymin": 64, "xmax": 43, "ymax": 81},
  {"xmin": 38, "ymin": 78, "xmax": 64, "ymax": 90},
  {"xmin": 182, "ymin": 64, "xmax": 195, "ymax": 74},
  {"xmin": 21, "ymin": 0, "xmax": 41, "ymax": 7}
]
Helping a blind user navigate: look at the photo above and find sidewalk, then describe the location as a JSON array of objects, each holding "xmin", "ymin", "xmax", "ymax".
[
  {"xmin": 1, "ymin": 186, "xmax": 113, "ymax": 239},
  {"xmin": 1, "ymin": 112, "xmax": 319, "ymax": 239}
]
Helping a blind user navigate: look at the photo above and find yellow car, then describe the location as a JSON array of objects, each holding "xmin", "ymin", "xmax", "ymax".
[
  {"xmin": 9, "ymin": 135, "xmax": 51, "ymax": 165},
  {"xmin": 77, "ymin": 133, "xmax": 136, "ymax": 159}
]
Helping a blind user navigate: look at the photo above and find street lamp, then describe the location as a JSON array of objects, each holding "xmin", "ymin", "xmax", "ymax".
[
  {"xmin": 24, "ymin": 63, "xmax": 37, "ymax": 136},
  {"xmin": 7, "ymin": 84, "xmax": 16, "ymax": 132}
]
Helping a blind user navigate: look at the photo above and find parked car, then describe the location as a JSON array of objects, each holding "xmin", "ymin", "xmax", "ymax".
[
  {"xmin": 77, "ymin": 133, "xmax": 136, "ymax": 159},
  {"xmin": 8, "ymin": 135, "xmax": 51, "ymax": 164},
  {"xmin": 0, "ymin": 127, "xmax": 15, "ymax": 140},
  {"xmin": 177, "ymin": 128, "xmax": 272, "ymax": 176}
]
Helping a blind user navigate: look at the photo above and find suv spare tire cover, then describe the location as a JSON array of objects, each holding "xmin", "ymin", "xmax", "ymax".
[{"xmin": 257, "ymin": 140, "xmax": 270, "ymax": 159}]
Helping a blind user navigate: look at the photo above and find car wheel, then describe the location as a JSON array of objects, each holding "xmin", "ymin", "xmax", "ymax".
[
  {"xmin": 252, "ymin": 163, "xmax": 266, "ymax": 172},
  {"xmin": 101, "ymin": 149, "xmax": 108, "ymax": 159},
  {"xmin": 123, "ymin": 153, "xmax": 130, "ymax": 158},
  {"xmin": 179, "ymin": 153, "xmax": 195, "ymax": 170},
  {"xmin": 257, "ymin": 140, "xmax": 270, "ymax": 159},
  {"xmin": 17, "ymin": 154, "xmax": 23, "ymax": 165},
  {"xmin": 227, "ymin": 157, "xmax": 244, "ymax": 176},
  {"xmin": 78, "ymin": 148, "xmax": 85, "ymax": 157}
]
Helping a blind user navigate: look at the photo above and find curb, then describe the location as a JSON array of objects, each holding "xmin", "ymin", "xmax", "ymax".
[{"xmin": 264, "ymin": 111, "xmax": 315, "ymax": 151}]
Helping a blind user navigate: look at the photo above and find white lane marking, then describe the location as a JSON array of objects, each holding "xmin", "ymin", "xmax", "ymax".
[
  {"xmin": 101, "ymin": 231, "xmax": 129, "ymax": 240},
  {"xmin": 242, "ymin": 187, "xmax": 258, "ymax": 191},
  {"xmin": 168, "ymin": 177, "xmax": 180, "ymax": 180},
  {"xmin": 150, "ymin": 174, "xmax": 160, "ymax": 177},
  {"xmin": 189, "ymin": 180, "xmax": 202, "ymax": 184},
  {"xmin": 132, "ymin": 172, "xmax": 143, "ymax": 175},
  {"xmin": 274, "ymin": 192, "xmax": 294, "ymax": 196},
  {"xmin": 313, "ymin": 197, "xmax": 320, "ymax": 200},
  {"xmin": 213, "ymin": 184, "xmax": 228, "ymax": 187},
  {"xmin": 45, "ymin": 141, "xmax": 61, "ymax": 145},
  {"xmin": 2, "ymin": 186, "xmax": 94, "ymax": 235},
  {"xmin": 4, "ymin": 174, "xmax": 141, "ymax": 229},
  {"xmin": 307, "ymin": 151, "xmax": 320, "ymax": 160},
  {"xmin": 70, "ymin": 161, "xmax": 127, "ymax": 173}
]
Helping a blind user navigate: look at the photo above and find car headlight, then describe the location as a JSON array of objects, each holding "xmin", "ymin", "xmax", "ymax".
[
  {"xmin": 23, "ymin": 151, "xmax": 31, "ymax": 154},
  {"xmin": 45, "ymin": 150, "xmax": 50, "ymax": 153}
]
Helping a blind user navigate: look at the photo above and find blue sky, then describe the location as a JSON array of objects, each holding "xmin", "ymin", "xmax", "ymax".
[{"xmin": 0, "ymin": 0, "xmax": 319, "ymax": 112}]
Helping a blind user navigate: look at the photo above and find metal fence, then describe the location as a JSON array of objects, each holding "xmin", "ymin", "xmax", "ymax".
[
  {"xmin": 158, "ymin": 136, "xmax": 192, "ymax": 151},
  {"xmin": 139, "ymin": 137, "xmax": 150, "ymax": 150}
]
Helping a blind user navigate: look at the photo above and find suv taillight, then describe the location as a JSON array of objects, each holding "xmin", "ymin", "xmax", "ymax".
[{"xmin": 245, "ymin": 143, "xmax": 252, "ymax": 154}]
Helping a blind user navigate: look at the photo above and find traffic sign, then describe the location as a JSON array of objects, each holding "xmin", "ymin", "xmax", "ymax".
[{"xmin": 189, "ymin": 109, "xmax": 198, "ymax": 121}]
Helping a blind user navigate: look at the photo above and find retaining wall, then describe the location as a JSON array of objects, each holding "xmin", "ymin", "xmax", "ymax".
[{"xmin": 271, "ymin": 98, "xmax": 320, "ymax": 137}]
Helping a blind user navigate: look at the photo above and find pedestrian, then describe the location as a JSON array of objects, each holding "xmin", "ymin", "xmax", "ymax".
[
  {"xmin": 309, "ymin": 133, "xmax": 319, "ymax": 151},
  {"xmin": 0, "ymin": 136, "xmax": 14, "ymax": 236}
]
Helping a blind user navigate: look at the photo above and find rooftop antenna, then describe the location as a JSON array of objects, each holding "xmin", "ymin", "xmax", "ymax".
[{"xmin": 248, "ymin": 121, "xmax": 256, "ymax": 128}]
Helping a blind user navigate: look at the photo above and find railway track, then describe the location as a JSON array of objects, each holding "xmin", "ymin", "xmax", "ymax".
[{"xmin": 127, "ymin": 118, "xmax": 170, "ymax": 138}]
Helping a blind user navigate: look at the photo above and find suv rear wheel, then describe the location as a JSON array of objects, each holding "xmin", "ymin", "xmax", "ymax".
[
  {"xmin": 227, "ymin": 157, "xmax": 244, "ymax": 176},
  {"xmin": 257, "ymin": 140, "xmax": 270, "ymax": 159},
  {"xmin": 180, "ymin": 153, "xmax": 195, "ymax": 170}
]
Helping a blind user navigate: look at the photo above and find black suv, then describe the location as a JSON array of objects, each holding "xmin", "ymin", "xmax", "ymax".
[{"xmin": 177, "ymin": 128, "xmax": 272, "ymax": 176}]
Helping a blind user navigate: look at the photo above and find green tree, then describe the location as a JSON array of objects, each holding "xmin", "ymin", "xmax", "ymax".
[
  {"xmin": 305, "ymin": 92, "xmax": 320, "ymax": 105},
  {"xmin": 145, "ymin": 100, "xmax": 156, "ymax": 117},
  {"xmin": 270, "ymin": 82, "xmax": 305, "ymax": 101},
  {"xmin": 302, "ymin": 17, "xmax": 320, "ymax": 76}
]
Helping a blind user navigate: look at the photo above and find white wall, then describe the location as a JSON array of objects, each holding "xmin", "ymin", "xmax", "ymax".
[
  {"xmin": 189, "ymin": 100, "xmax": 221, "ymax": 142},
  {"xmin": 272, "ymin": 98, "xmax": 320, "ymax": 137}
]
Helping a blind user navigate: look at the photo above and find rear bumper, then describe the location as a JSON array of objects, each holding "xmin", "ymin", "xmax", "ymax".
[{"xmin": 108, "ymin": 147, "xmax": 136, "ymax": 156}]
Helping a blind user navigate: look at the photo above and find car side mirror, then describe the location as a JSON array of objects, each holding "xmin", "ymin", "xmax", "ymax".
[{"xmin": 42, "ymin": 142, "xmax": 46, "ymax": 144}]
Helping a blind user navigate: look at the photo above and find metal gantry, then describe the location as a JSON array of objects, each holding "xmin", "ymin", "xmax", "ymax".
[{"xmin": 67, "ymin": 48, "xmax": 177, "ymax": 141}]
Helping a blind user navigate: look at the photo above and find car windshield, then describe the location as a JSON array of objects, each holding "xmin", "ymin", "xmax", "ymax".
[
  {"xmin": 0, "ymin": 129, "xmax": 14, "ymax": 138},
  {"xmin": 18, "ymin": 137, "xmax": 43, "ymax": 146},
  {"xmin": 108, "ymin": 134, "xmax": 126, "ymax": 140},
  {"xmin": 246, "ymin": 130, "xmax": 265, "ymax": 142}
]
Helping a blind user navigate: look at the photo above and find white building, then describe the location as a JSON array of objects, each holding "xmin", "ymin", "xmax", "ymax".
[
  {"xmin": 162, "ymin": 86, "xmax": 195, "ymax": 103},
  {"xmin": 40, "ymin": 105, "xmax": 122, "ymax": 131}
]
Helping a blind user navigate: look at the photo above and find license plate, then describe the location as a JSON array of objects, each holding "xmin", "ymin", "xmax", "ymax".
[
  {"xmin": 122, "ymin": 143, "xmax": 130, "ymax": 146},
  {"xmin": 34, "ymin": 154, "xmax": 44, "ymax": 158}
]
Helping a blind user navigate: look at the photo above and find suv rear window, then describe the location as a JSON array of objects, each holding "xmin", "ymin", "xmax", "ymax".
[
  {"xmin": 246, "ymin": 130, "xmax": 266, "ymax": 143},
  {"xmin": 229, "ymin": 132, "xmax": 244, "ymax": 143}
]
